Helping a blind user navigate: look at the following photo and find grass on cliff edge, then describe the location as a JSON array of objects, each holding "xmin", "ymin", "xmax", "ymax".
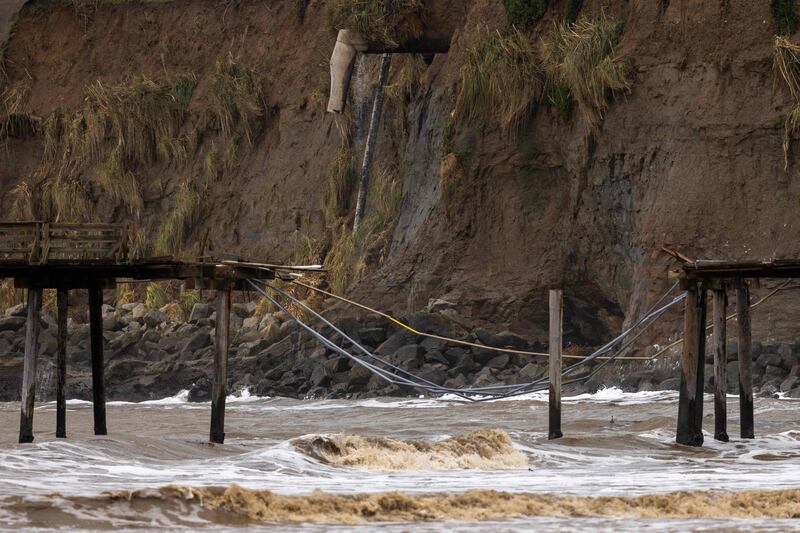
[
  {"xmin": 328, "ymin": 0, "xmax": 421, "ymax": 46},
  {"xmin": 454, "ymin": 28, "xmax": 543, "ymax": 133},
  {"xmin": 540, "ymin": 13, "xmax": 629, "ymax": 129}
]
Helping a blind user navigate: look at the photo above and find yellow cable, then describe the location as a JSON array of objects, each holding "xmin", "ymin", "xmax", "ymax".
[
  {"xmin": 291, "ymin": 280, "xmax": 792, "ymax": 362},
  {"xmin": 291, "ymin": 280, "xmax": 654, "ymax": 360}
]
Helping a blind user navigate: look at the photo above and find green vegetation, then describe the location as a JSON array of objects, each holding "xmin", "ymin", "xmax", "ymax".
[
  {"xmin": 773, "ymin": 0, "xmax": 799, "ymax": 37},
  {"xmin": 179, "ymin": 288, "xmax": 200, "ymax": 317},
  {"xmin": 454, "ymin": 28, "xmax": 542, "ymax": 132},
  {"xmin": 541, "ymin": 14, "xmax": 628, "ymax": 129},
  {"xmin": 207, "ymin": 55, "xmax": 266, "ymax": 145},
  {"xmin": 145, "ymin": 283, "xmax": 167, "ymax": 309},
  {"xmin": 328, "ymin": 0, "xmax": 421, "ymax": 46},
  {"xmin": 326, "ymin": 166, "xmax": 401, "ymax": 294},
  {"xmin": 324, "ymin": 146, "xmax": 358, "ymax": 224},
  {"xmin": 546, "ymin": 81, "xmax": 571, "ymax": 121},
  {"xmin": 503, "ymin": 0, "xmax": 548, "ymax": 30},
  {"xmin": 564, "ymin": 0, "xmax": 583, "ymax": 24},
  {"xmin": 154, "ymin": 182, "xmax": 200, "ymax": 255}
]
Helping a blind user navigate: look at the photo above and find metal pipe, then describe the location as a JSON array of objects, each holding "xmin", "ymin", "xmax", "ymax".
[{"xmin": 353, "ymin": 53, "xmax": 392, "ymax": 231}]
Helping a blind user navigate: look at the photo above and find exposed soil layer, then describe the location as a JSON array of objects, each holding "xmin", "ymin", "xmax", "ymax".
[{"xmin": 2, "ymin": 0, "xmax": 800, "ymax": 369}]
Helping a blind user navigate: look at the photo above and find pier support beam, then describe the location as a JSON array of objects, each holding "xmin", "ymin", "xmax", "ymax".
[
  {"xmin": 736, "ymin": 279, "xmax": 754, "ymax": 439},
  {"xmin": 19, "ymin": 287, "xmax": 42, "ymax": 443},
  {"xmin": 56, "ymin": 288, "xmax": 68, "ymax": 439},
  {"xmin": 210, "ymin": 286, "xmax": 231, "ymax": 444},
  {"xmin": 89, "ymin": 286, "xmax": 107, "ymax": 436},
  {"xmin": 676, "ymin": 282, "xmax": 706, "ymax": 446},
  {"xmin": 712, "ymin": 287, "xmax": 728, "ymax": 442},
  {"xmin": 548, "ymin": 289, "xmax": 563, "ymax": 440}
]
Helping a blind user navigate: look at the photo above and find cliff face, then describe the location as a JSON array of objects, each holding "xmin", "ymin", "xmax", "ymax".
[{"xmin": 1, "ymin": 0, "xmax": 798, "ymax": 351}]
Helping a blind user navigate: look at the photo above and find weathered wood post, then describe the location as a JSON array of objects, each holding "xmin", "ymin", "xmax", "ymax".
[
  {"xmin": 88, "ymin": 286, "xmax": 107, "ymax": 435},
  {"xmin": 548, "ymin": 289, "xmax": 563, "ymax": 440},
  {"xmin": 711, "ymin": 285, "xmax": 728, "ymax": 442},
  {"xmin": 56, "ymin": 288, "xmax": 68, "ymax": 439},
  {"xmin": 210, "ymin": 285, "xmax": 231, "ymax": 444},
  {"xmin": 676, "ymin": 281, "xmax": 706, "ymax": 446},
  {"xmin": 736, "ymin": 278, "xmax": 754, "ymax": 439},
  {"xmin": 19, "ymin": 286, "xmax": 42, "ymax": 443}
]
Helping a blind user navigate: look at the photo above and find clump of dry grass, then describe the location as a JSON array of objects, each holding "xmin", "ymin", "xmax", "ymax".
[
  {"xmin": 85, "ymin": 75, "xmax": 195, "ymax": 167},
  {"xmin": 8, "ymin": 181, "xmax": 35, "ymax": 221},
  {"xmin": 0, "ymin": 279, "xmax": 23, "ymax": 312},
  {"xmin": 98, "ymin": 146, "xmax": 143, "ymax": 216},
  {"xmin": 775, "ymin": 36, "xmax": 800, "ymax": 99},
  {"xmin": 22, "ymin": 75, "xmax": 195, "ymax": 225},
  {"xmin": 207, "ymin": 55, "xmax": 266, "ymax": 145},
  {"xmin": 145, "ymin": 283, "xmax": 168, "ymax": 309},
  {"xmin": 454, "ymin": 28, "xmax": 543, "ymax": 133},
  {"xmin": 179, "ymin": 288, "xmax": 200, "ymax": 318},
  {"xmin": 0, "ymin": 83, "xmax": 40, "ymax": 139},
  {"xmin": 42, "ymin": 177, "xmax": 93, "ymax": 223},
  {"xmin": 154, "ymin": 182, "xmax": 200, "ymax": 255},
  {"xmin": 540, "ymin": 14, "xmax": 628, "ymax": 129},
  {"xmin": 326, "ymin": 165, "xmax": 401, "ymax": 294},
  {"xmin": 774, "ymin": 37, "xmax": 800, "ymax": 169},
  {"xmin": 328, "ymin": 0, "xmax": 421, "ymax": 47},
  {"xmin": 324, "ymin": 146, "xmax": 358, "ymax": 225},
  {"xmin": 116, "ymin": 282, "xmax": 136, "ymax": 306},
  {"xmin": 784, "ymin": 104, "xmax": 800, "ymax": 169}
]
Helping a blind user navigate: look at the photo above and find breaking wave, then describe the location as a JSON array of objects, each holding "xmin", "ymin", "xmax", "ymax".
[
  {"xmin": 8, "ymin": 486, "xmax": 800, "ymax": 527},
  {"xmin": 292, "ymin": 429, "xmax": 528, "ymax": 471}
]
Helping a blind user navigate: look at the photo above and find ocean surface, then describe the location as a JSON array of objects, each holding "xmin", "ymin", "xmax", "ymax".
[{"xmin": 0, "ymin": 388, "xmax": 799, "ymax": 531}]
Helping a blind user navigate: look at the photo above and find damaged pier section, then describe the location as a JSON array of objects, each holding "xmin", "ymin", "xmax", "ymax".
[
  {"xmin": 0, "ymin": 222, "xmax": 279, "ymax": 444},
  {"xmin": 674, "ymin": 258, "xmax": 800, "ymax": 446}
]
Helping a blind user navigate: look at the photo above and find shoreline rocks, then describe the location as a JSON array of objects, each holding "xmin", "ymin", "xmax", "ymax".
[{"xmin": 0, "ymin": 300, "xmax": 799, "ymax": 402}]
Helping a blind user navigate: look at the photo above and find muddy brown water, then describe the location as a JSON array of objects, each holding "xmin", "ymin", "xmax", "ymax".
[{"xmin": 0, "ymin": 389, "xmax": 799, "ymax": 531}]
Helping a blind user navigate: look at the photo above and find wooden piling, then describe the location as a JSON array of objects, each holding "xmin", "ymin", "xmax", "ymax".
[
  {"xmin": 210, "ymin": 286, "xmax": 231, "ymax": 444},
  {"xmin": 88, "ymin": 286, "xmax": 107, "ymax": 436},
  {"xmin": 712, "ymin": 287, "xmax": 728, "ymax": 442},
  {"xmin": 736, "ymin": 279, "xmax": 754, "ymax": 439},
  {"xmin": 676, "ymin": 282, "xmax": 706, "ymax": 446},
  {"xmin": 56, "ymin": 288, "xmax": 68, "ymax": 439},
  {"xmin": 18, "ymin": 287, "xmax": 42, "ymax": 443},
  {"xmin": 548, "ymin": 289, "xmax": 563, "ymax": 440}
]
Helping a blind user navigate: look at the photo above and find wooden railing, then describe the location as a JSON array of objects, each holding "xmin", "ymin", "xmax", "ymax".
[{"xmin": 0, "ymin": 222, "xmax": 127, "ymax": 264}]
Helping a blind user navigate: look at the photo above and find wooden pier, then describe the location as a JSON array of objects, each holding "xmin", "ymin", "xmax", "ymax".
[
  {"xmin": 0, "ymin": 222, "xmax": 279, "ymax": 444},
  {"xmin": 673, "ymin": 258, "xmax": 800, "ymax": 446}
]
